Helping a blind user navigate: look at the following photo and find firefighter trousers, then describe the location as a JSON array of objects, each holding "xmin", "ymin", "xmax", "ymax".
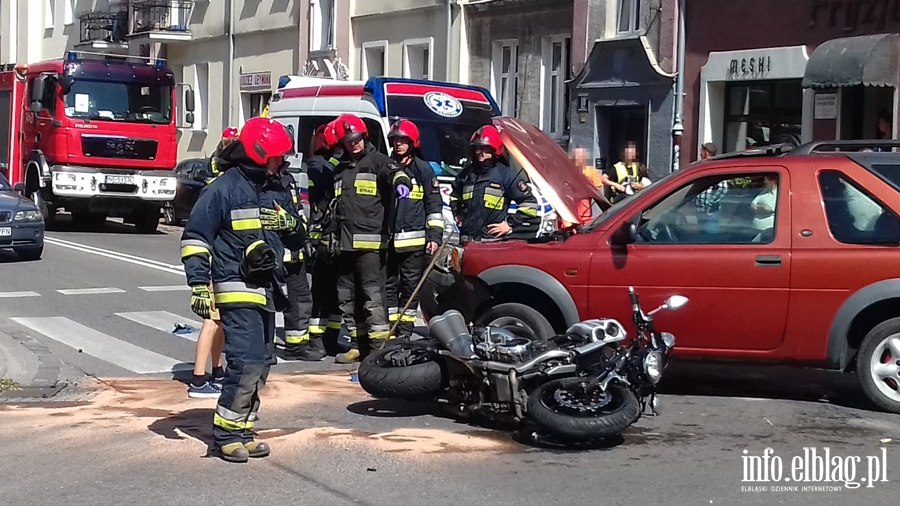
[
  {"xmin": 335, "ymin": 249, "xmax": 390, "ymax": 358},
  {"xmin": 283, "ymin": 260, "xmax": 313, "ymax": 352},
  {"xmin": 309, "ymin": 244, "xmax": 342, "ymax": 353},
  {"xmin": 214, "ymin": 306, "xmax": 276, "ymax": 448},
  {"xmin": 386, "ymin": 248, "xmax": 425, "ymax": 338}
]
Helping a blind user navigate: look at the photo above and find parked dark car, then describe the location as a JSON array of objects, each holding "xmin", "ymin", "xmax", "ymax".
[
  {"xmin": 163, "ymin": 158, "xmax": 212, "ymax": 226},
  {"xmin": 2, "ymin": 173, "xmax": 44, "ymax": 260}
]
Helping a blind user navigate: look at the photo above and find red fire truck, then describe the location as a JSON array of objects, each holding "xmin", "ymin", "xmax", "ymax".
[{"xmin": 0, "ymin": 52, "xmax": 193, "ymax": 233}]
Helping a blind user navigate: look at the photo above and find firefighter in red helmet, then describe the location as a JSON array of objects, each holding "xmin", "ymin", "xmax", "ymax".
[
  {"xmin": 450, "ymin": 125, "xmax": 539, "ymax": 242},
  {"xmin": 182, "ymin": 117, "xmax": 304, "ymax": 462},
  {"xmin": 328, "ymin": 113, "xmax": 412, "ymax": 363},
  {"xmin": 385, "ymin": 119, "xmax": 444, "ymax": 338},
  {"xmin": 210, "ymin": 127, "xmax": 240, "ymax": 177}
]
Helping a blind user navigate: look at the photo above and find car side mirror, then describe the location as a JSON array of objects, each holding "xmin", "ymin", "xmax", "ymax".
[
  {"xmin": 610, "ymin": 221, "xmax": 636, "ymax": 247},
  {"xmin": 13, "ymin": 182, "xmax": 25, "ymax": 194},
  {"xmin": 58, "ymin": 75, "xmax": 75, "ymax": 95}
]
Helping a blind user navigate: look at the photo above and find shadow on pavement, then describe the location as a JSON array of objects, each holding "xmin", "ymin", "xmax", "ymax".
[
  {"xmin": 46, "ymin": 214, "xmax": 169, "ymax": 236},
  {"xmin": 0, "ymin": 250, "xmax": 29, "ymax": 263},
  {"xmin": 659, "ymin": 361, "xmax": 873, "ymax": 411},
  {"xmin": 148, "ymin": 408, "xmax": 216, "ymax": 456},
  {"xmin": 346, "ymin": 398, "xmax": 442, "ymax": 418}
]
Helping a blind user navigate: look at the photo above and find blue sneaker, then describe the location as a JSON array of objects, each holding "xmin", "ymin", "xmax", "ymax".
[
  {"xmin": 211, "ymin": 376, "xmax": 225, "ymax": 391},
  {"xmin": 188, "ymin": 381, "xmax": 221, "ymax": 399}
]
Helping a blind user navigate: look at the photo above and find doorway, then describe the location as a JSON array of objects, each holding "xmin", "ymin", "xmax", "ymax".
[
  {"xmin": 595, "ymin": 105, "xmax": 647, "ymax": 173},
  {"xmin": 840, "ymin": 86, "xmax": 895, "ymax": 140}
]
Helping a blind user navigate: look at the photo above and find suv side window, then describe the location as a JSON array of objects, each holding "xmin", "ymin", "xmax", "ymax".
[
  {"xmin": 818, "ymin": 170, "xmax": 900, "ymax": 244},
  {"xmin": 636, "ymin": 172, "xmax": 780, "ymax": 245}
]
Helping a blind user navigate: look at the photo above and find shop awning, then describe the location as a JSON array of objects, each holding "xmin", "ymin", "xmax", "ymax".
[{"xmin": 802, "ymin": 33, "xmax": 900, "ymax": 88}]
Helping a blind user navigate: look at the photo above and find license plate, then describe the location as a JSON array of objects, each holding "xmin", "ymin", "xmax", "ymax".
[
  {"xmin": 0, "ymin": 227, "xmax": 10, "ymax": 237},
  {"xmin": 105, "ymin": 175, "xmax": 134, "ymax": 185}
]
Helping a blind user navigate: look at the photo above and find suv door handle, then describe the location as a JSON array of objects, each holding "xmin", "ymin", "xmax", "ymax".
[{"xmin": 755, "ymin": 255, "xmax": 782, "ymax": 267}]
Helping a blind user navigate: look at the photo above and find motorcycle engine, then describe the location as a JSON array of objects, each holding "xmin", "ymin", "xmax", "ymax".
[{"xmin": 474, "ymin": 327, "xmax": 534, "ymax": 363}]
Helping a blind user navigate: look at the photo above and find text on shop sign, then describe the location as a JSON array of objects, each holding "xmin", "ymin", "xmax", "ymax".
[
  {"xmin": 240, "ymin": 72, "xmax": 272, "ymax": 92},
  {"xmin": 810, "ymin": 0, "xmax": 900, "ymax": 32},
  {"xmin": 728, "ymin": 56, "xmax": 772, "ymax": 79}
]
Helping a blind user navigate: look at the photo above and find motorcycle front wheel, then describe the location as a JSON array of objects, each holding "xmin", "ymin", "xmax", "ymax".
[
  {"xmin": 358, "ymin": 342, "xmax": 445, "ymax": 400},
  {"xmin": 526, "ymin": 378, "xmax": 640, "ymax": 440}
]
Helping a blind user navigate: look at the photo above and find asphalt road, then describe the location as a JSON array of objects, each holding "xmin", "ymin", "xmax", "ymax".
[{"xmin": 1, "ymin": 215, "xmax": 899, "ymax": 505}]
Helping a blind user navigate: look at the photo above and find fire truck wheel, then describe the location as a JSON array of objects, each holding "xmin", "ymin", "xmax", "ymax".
[{"xmin": 134, "ymin": 208, "xmax": 161, "ymax": 234}]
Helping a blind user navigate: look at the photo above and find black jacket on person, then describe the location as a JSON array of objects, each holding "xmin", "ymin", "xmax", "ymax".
[
  {"xmin": 306, "ymin": 153, "xmax": 340, "ymax": 246},
  {"xmin": 450, "ymin": 160, "xmax": 539, "ymax": 242},
  {"xmin": 392, "ymin": 155, "xmax": 444, "ymax": 252},
  {"xmin": 332, "ymin": 143, "xmax": 411, "ymax": 252}
]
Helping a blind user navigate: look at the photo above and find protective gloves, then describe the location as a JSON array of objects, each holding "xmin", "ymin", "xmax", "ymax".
[
  {"xmin": 240, "ymin": 240, "xmax": 276, "ymax": 288},
  {"xmin": 396, "ymin": 185, "xmax": 411, "ymax": 199},
  {"xmin": 260, "ymin": 203, "xmax": 299, "ymax": 232},
  {"xmin": 190, "ymin": 285, "xmax": 212, "ymax": 319}
]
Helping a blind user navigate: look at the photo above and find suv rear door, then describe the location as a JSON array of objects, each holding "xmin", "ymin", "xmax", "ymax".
[{"xmin": 589, "ymin": 165, "xmax": 792, "ymax": 353}]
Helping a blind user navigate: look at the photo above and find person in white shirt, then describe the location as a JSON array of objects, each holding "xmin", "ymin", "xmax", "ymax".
[{"xmin": 750, "ymin": 175, "xmax": 778, "ymax": 242}]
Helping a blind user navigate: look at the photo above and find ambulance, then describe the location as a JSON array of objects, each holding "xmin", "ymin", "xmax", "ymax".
[{"xmin": 265, "ymin": 76, "xmax": 557, "ymax": 237}]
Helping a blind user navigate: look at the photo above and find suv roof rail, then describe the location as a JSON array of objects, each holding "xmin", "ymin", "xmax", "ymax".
[
  {"xmin": 789, "ymin": 140, "xmax": 900, "ymax": 155},
  {"xmin": 706, "ymin": 142, "xmax": 796, "ymax": 161}
]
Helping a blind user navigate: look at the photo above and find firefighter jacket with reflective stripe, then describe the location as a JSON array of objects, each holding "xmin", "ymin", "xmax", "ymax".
[
  {"xmin": 450, "ymin": 161, "xmax": 539, "ymax": 242},
  {"xmin": 392, "ymin": 156, "xmax": 443, "ymax": 252},
  {"xmin": 278, "ymin": 171, "xmax": 310, "ymax": 264},
  {"xmin": 307, "ymin": 154, "xmax": 340, "ymax": 246},
  {"xmin": 181, "ymin": 164, "xmax": 302, "ymax": 310},
  {"xmin": 332, "ymin": 143, "xmax": 411, "ymax": 251}
]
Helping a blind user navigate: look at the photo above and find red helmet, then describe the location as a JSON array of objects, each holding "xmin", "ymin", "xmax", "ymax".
[
  {"xmin": 388, "ymin": 119, "xmax": 420, "ymax": 149},
  {"xmin": 333, "ymin": 114, "xmax": 368, "ymax": 144},
  {"xmin": 470, "ymin": 125, "xmax": 504, "ymax": 157},
  {"xmin": 238, "ymin": 118, "xmax": 293, "ymax": 166},
  {"xmin": 313, "ymin": 124, "xmax": 332, "ymax": 154},
  {"xmin": 323, "ymin": 120, "xmax": 339, "ymax": 148},
  {"xmin": 222, "ymin": 127, "xmax": 239, "ymax": 141}
]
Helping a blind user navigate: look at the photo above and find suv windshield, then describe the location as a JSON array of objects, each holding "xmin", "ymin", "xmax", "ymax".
[
  {"xmin": 387, "ymin": 95, "xmax": 494, "ymax": 176},
  {"xmin": 64, "ymin": 80, "xmax": 172, "ymax": 124},
  {"xmin": 580, "ymin": 167, "xmax": 683, "ymax": 232}
]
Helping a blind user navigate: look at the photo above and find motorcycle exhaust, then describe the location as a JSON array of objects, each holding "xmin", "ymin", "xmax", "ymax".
[{"xmin": 428, "ymin": 310, "xmax": 478, "ymax": 359}]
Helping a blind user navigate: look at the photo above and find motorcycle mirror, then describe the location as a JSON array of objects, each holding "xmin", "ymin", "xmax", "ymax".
[{"xmin": 665, "ymin": 295, "xmax": 689, "ymax": 310}]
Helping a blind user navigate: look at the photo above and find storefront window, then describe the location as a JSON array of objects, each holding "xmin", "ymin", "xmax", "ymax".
[{"xmin": 724, "ymin": 80, "xmax": 802, "ymax": 153}]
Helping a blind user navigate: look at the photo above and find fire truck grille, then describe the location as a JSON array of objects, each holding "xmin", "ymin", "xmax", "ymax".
[{"xmin": 82, "ymin": 136, "xmax": 159, "ymax": 161}]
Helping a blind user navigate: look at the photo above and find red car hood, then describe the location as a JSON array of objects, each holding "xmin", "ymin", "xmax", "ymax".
[{"xmin": 492, "ymin": 117, "xmax": 607, "ymax": 224}]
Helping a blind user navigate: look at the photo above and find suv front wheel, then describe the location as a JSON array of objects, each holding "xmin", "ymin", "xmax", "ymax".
[
  {"xmin": 476, "ymin": 302, "xmax": 555, "ymax": 340},
  {"xmin": 858, "ymin": 317, "xmax": 900, "ymax": 413}
]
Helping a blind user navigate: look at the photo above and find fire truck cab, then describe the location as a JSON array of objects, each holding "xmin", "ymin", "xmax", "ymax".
[{"xmin": 0, "ymin": 52, "xmax": 193, "ymax": 233}]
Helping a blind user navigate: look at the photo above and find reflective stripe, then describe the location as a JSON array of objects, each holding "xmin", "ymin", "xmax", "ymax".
[
  {"xmin": 231, "ymin": 208, "xmax": 260, "ymax": 220},
  {"xmin": 328, "ymin": 157, "xmax": 340, "ymax": 167},
  {"xmin": 232, "ymin": 218, "xmax": 262, "ymax": 231},
  {"xmin": 369, "ymin": 331, "xmax": 392, "ymax": 341},
  {"xmin": 462, "ymin": 185, "xmax": 474, "ymax": 201},
  {"xmin": 426, "ymin": 213, "xmax": 444, "ymax": 229},
  {"xmin": 246, "ymin": 240, "xmax": 265, "ymax": 256},
  {"xmin": 283, "ymin": 250, "xmax": 293, "ymax": 263},
  {"xmin": 216, "ymin": 404, "xmax": 244, "ymax": 421},
  {"xmin": 326, "ymin": 317, "xmax": 342, "ymax": 330},
  {"xmin": 400, "ymin": 314, "xmax": 417, "ymax": 323},
  {"xmin": 392, "ymin": 172, "xmax": 409, "ymax": 185},
  {"xmin": 354, "ymin": 172, "xmax": 378, "ymax": 196},
  {"xmin": 180, "ymin": 239, "xmax": 210, "ymax": 258},
  {"xmin": 285, "ymin": 330, "xmax": 310, "ymax": 344},
  {"xmin": 309, "ymin": 231, "xmax": 323, "ymax": 240},
  {"xmin": 212, "ymin": 282, "xmax": 267, "ymax": 306},
  {"xmin": 483, "ymin": 187, "xmax": 505, "ymax": 210},
  {"xmin": 309, "ymin": 318, "xmax": 326, "ymax": 334},
  {"xmin": 334, "ymin": 180, "xmax": 343, "ymax": 197},
  {"xmin": 394, "ymin": 230, "xmax": 426, "ymax": 249},
  {"xmin": 352, "ymin": 233, "xmax": 383, "ymax": 250},
  {"xmin": 214, "ymin": 413, "xmax": 254, "ymax": 431},
  {"xmin": 388, "ymin": 313, "xmax": 400, "ymax": 322},
  {"xmin": 517, "ymin": 202, "xmax": 539, "ymax": 217},
  {"xmin": 410, "ymin": 184, "xmax": 424, "ymax": 200}
]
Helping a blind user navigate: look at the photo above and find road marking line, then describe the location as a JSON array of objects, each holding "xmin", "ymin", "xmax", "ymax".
[
  {"xmin": 45, "ymin": 236, "xmax": 184, "ymax": 269},
  {"xmin": 139, "ymin": 285, "xmax": 191, "ymax": 292},
  {"xmin": 0, "ymin": 291, "xmax": 40, "ymax": 298},
  {"xmin": 116, "ymin": 311, "xmax": 203, "ymax": 343},
  {"xmin": 44, "ymin": 237, "xmax": 184, "ymax": 276},
  {"xmin": 11, "ymin": 316, "xmax": 188, "ymax": 374},
  {"xmin": 57, "ymin": 287, "xmax": 127, "ymax": 295}
]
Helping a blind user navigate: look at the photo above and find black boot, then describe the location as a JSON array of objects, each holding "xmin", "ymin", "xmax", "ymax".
[{"xmin": 285, "ymin": 339, "xmax": 326, "ymax": 361}]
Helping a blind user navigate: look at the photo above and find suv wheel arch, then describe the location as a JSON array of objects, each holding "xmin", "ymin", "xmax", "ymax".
[
  {"xmin": 477, "ymin": 265, "xmax": 581, "ymax": 332},
  {"xmin": 828, "ymin": 279, "xmax": 900, "ymax": 371}
]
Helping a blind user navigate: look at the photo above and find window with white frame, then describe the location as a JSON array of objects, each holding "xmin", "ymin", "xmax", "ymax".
[
  {"xmin": 541, "ymin": 35, "xmax": 570, "ymax": 138},
  {"xmin": 310, "ymin": 0, "xmax": 335, "ymax": 52},
  {"xmin": 64, "ymin": 0, "xmax": 75, "ymax": 26},
  {"xmin": 617, "ymin": 0, "xmax": 641, "ymax": 33},
  {"xmin": 492, "ymin": 41, "xmax": 519, "ymax": 117},
  {"xmin": 403, "ymin": 38, "xmax": 433, "ymax": 80},
  {"xmin": 361, "ymin": 41, "xmax": 387, "ymax": 80},
  {"xmin": 45, "ymin": 0, "xmax": 55, "ymax": 29},
  {"xmin": 193, "ymin": 63, "xmax": 209, "ymax": 131}
]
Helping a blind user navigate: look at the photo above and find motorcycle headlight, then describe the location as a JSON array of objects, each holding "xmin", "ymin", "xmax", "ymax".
[{"xmin": 643, "ymin": 350, "xmax": 664, "ymax": 384}]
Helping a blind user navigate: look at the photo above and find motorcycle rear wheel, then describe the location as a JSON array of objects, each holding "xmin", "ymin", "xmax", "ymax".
[
  {"xmin": 526, "ymin": 378, "xmax": 640, "ymax": 440},
  {"xmin": 358, "ymin": 342, "xmax": 445, "ymax": 400}
]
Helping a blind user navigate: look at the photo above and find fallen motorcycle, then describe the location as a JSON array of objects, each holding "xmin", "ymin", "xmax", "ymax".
[{"xmin": 358, "ymin": 287, "xmax": 688, "ymax": 441}]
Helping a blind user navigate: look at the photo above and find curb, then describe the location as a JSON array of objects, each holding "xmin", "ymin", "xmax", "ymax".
[{"xmin": 0, "ymin": 323, "xmax": 61, "ymax": 390}]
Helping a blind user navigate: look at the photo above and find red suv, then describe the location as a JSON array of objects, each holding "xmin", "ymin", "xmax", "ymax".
[{"xmin": 430, "ymin": 120, "xmax": 900, "ymax": 413}]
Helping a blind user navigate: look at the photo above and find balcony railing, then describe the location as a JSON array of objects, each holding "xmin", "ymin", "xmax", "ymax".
[{"xmin": 77, "ymin": 1, "xmax": 194, "ymax": 46}]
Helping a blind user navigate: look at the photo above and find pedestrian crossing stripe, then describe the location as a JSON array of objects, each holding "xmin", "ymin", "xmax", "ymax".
[{"xmin": 10, "ymin": 311, "xmax": 301, "ymax": 375}]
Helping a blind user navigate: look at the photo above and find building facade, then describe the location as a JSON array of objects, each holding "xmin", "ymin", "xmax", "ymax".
[
  {"xmin": 568, "ymin": 0, "xmax": 678, "ymax": 181},
  {"xmin": 465, "ymin": 0, "xmax": 574, "ymax": 143},
  {"xmin": 683, "ymin": 0, "xmax": 900, "ymax": 165}
]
